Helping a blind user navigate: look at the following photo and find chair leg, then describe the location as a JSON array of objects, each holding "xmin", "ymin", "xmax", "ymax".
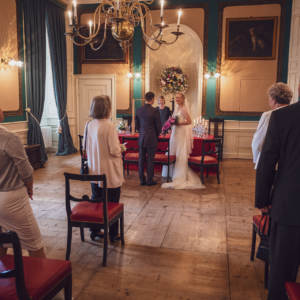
[
  {"xmin": 201, "ymin": 166, "xmax": 204, "ymax": 184},
  {"xmin": 64, "ymin": 274, "xmax": 72, "ymax": 300},
  {"xmin": 66, "ymin": 224, "xmax": 72, "ymax": 260},
  {"xmin": 264, "ymin": 263, "xmax": 269, "ymax": 289},
  {"xmin": 250, "ymin": 228, "xmax": 256, "ymax": 261},
  {"xmin": 167, "ymin": 165, "xmax": 169, "ymax": 183},
  {"xmin": 80, "ymin": 227, "xmax": 85, "ymax": 242},
  {"xmin": 103, "ymin": 226, "xmax": 108, "ymax": 267},
  {"xmin": 217, "ymin": 165, "xmax": 220, "ymax": 184},
  {"xmin": 127, "ymin": 163, "xmax": 129, "ymax": 175},
  {"xmin": 120, "ymin": 213, "xmax": 125, "ymax": 245},
  {"xmin": 206, "ymin": 167, "xmax": 209, "ymax": 178}
]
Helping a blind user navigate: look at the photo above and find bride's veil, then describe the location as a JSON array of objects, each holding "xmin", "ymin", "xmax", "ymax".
[{"xmin": 182, "ymin": 96, "xmax": 194, "ymax": 155}]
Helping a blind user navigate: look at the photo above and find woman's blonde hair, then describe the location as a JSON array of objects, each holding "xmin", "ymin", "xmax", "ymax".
[
  {"xmin": 90, "ymin": 95, "xmax": 112, "ymax": 119},
  {"xmin": 158, "ymin": 95, "xmax": 165, "ymax": 104}
]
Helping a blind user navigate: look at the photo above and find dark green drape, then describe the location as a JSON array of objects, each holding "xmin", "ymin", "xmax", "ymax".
[
  {"xmin": 46, "ymin": 1, "xmax": 77, "ymax": 156},
  {"xmin": 23, "ymin": 0, "xmax": 48, "ymax": 164}
]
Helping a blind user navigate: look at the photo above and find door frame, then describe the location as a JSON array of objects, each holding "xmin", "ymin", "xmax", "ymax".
[{"xmin": 75, "ymin": 74, "xmax": 117, "ymax": 136}]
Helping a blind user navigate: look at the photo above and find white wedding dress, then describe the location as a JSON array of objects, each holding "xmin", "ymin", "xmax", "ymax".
[{"xmin": 161, "ymin": 108, "xmax": 205, "ymax": 190}]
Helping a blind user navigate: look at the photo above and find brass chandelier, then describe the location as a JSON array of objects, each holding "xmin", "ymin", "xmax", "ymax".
[{"xmin": 65, "ymin": 0, "xmax": 184, "ymax": 52}]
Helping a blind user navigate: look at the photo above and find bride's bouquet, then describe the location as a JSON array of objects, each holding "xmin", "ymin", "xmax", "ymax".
[{"xmin": 161, "ymin": 116, "xmax": 178, "ymax": 137}]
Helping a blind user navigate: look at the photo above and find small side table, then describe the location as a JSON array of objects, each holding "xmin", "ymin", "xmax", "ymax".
[{"xmin": 24, "ymin": 144, "xmax": 43, "ymax": 170}]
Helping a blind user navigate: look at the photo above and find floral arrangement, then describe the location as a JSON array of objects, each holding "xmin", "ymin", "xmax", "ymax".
[
  {"xmin": 158, "ymin": 66, "xmax": 188, "ymax": 94},
  {"xmin": 161, "ymin": 116, "xmax": 178, "ymax": 137},
  {"xmin": 120, "ymin": 143, "xmax": 127, "ymax": 153},
  {"xmin": 117, "ymin": 120, "xmax": 126, "ymax": 131}
]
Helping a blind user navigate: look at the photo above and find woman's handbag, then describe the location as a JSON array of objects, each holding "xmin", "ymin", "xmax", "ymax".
[
  {"xmin": 80, "ymin": 122, "xmax": 90, "ymax": 175},
  {"xmin": 256, "ymin": 213, "xmax": 270, "ymax": 264}
]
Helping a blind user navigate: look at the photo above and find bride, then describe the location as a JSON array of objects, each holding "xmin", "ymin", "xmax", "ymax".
[{"xmin": 161, "ymin": 93, "xmax": 205, "ymax": 189}]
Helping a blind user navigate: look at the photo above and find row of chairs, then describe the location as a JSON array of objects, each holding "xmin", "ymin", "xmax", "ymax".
[
  {"xmin": 122, "ymin": 136, "xmax": 221, "ymax": 184},
  {"xmin": 121, "ymin": 116, "xmax": 225, "ymax": 160},
  {"xmin": 0, "ymin": 174, "xmax": 124, "ymax": 299}
]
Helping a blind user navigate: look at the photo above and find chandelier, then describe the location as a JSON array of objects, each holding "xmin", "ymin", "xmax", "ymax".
[{"xmin": 65, "ymin": 0, "xmax": 184, "ymax": 52}]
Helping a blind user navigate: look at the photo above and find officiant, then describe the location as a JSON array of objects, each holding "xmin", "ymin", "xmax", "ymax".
[{"xmin": 156, "ymin": 95, "xmax": 172, "ymax": 126}]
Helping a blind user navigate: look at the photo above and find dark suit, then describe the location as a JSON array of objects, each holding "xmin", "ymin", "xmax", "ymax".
[
  {"xmin": 255, "ymin": 102, "xmax": 300, "ymax": 300},
  {"xmin": 135, "ymin": 103, "xmax": 162, "ymax": 184}
]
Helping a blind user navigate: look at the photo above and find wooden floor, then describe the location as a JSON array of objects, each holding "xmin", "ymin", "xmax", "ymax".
[{"xmin": 21, "ymin": 153, "xmax": 271, "ymax": 299}]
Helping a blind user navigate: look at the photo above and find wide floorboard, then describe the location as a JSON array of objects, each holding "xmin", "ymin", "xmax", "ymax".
[{"xmin": 12, "ymin": 153, "xmax": 283, "ymax": 299}]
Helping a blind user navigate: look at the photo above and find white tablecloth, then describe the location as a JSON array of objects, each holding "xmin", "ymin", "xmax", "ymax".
[{"xmin": 41, "ymin": 126, "xmax": 52, "ymax": 148}]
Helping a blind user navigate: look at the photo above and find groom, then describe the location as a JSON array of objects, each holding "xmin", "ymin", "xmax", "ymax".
[{"xmin": 135, "ymin": 92, "xmax": 162, "ymax": 186}]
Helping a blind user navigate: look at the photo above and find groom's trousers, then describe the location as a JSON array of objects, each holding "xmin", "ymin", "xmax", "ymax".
[{"xmin": 139, "ymin": 146, "xmax": 156, "ymax": 184}]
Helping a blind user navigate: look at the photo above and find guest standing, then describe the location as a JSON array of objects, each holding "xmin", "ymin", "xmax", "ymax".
[
  {"xmin": 255, "ymin": 98, "xmax": 300, "ymax": 299},
  {"xmin": 83, "ymin": 96, "xmax": 123, "ymax": 243},
  {"xmin": 156, "ymin": 95, "xmax": 172, "ymax": 126},
  {"xmin": 135, "ymin": 92, "xmax": 162, "ymax": 186},
  {"xmin": 0, "ymin": 107, "xmax": 45, "ymax": 258},
  {"xmin": 252, "ymin": 82, "xmax": 293, "ymax": 169}
]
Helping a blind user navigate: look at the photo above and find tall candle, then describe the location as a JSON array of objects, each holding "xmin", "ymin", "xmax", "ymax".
[
  {"xmin": 197, "ymin": 118, "xmax": 198, "ymax": 125},
  {"xmin": 202, "ymin": 118, "xmax": 205, "ymax": 126},
  {"xmin": 73, "ymin": 0, "xmax": 77, "ymax": 18},
  {"xmin": 199, "ymin": 116, "xmax": 202, "ymax": 123},
  {"xmin": 68, "ymin": 11, "xmax": 72, "ymax": 25},
  {"xmin": 194, "ymin": 119, "xmax": 195, "ymax": 126},
  {"xmin": 177, "ymin": 9, "xmax": 182, "ymax": 26},
  {"xmin": 160, "ymin": 0, "xmax": 164, "ymax": 18},
  {"xmin": 89, "ymin": 20, "xmax": 92, "ymax": 36}
]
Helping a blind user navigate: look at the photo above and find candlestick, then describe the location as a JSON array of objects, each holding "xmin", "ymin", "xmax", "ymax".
[
  {"xmin": 160, "ymin": 0, "xmax": 164, "ymax": 18},
  {"xmin": 197, "ymin": 117, "xmax": 198, "ymax": 125},
  {"xmin": 194, "ymin": 119, "xmax": 195, "ymax": 126},
  {"xmin": 73, "ymin": 0, "xmax": 77, "ymax": 18},
  {"xmin": 68, "ymin": 11, "xmax": 72, "ymax": 25},
  {"xmin": 89, "ymin": 20, "xmax": 92, "ymax": 36},
  {"xmin": 177, "ymin": 9, "xmax": 182, "ymax": 26}
]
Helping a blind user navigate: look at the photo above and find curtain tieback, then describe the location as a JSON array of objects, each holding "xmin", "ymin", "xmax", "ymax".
[
  {"xmin": 25, "ymin": 108, "xmax": 40, "ymax": 125},
  {"xmin": 56, "ymin": 110, "xmax": 67, "ymax": 134}
]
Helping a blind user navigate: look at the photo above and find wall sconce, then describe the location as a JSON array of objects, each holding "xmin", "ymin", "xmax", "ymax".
[
  {"xmin": 204, "ymin": 71, "xmax": 220, "ymax": 79},
  {"xmin": 1, "ymin": 57, "xmax": 23, "ymax": 67},
  {"xmin": 127, "ymin": 72, "xmax": 141, "ymax": 79}
]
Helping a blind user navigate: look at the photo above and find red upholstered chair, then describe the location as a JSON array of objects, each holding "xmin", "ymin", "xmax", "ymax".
[
  {"xmin": 78, "ymin": 135, "xmax": 87, "ymax": 170},
  {"xmin": 64, "ymin": 173, "xmax": 125, "ymax": 267},
  {"xmin": 250, "ymin": 214, "xmax": 270, "ymax": 289},
  {"xmin": 286, "ymin": 282, "xmax": 300, "ymax": 300},
  {"xmin": 188, "ymin": 139, "xmax": 221, "ymax": 184},
  {"xmin": 153, "ymin": 137, "xmax": 176, "ymax": 182},
  {"xmin": 0, "ymin": 231, "xmax": 72, "ymax": 300},
  {"xmin": 122, "ymin": 136, "xmax": 140, "ymax": 175}
]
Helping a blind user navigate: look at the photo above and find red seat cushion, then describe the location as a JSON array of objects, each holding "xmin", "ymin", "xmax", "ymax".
[
  {"xmin": 0, "ymin": 255, "xmax": 71, "ymax": 300},
  {"xmin": 285, "ymin": 282, "xmax": 300, "ymax": 300},
  {"xmin": 71, "ymin": 202, "xmax": 124, "ymax": 223},
  {"xmin": 154, "ymin": 154, "xmax": 176, "ymax": 163},
  {"xmin": 124, "ymin": 153, "xmax": 139, "ymax": 161},
  {"xmin": 253, "ymin": 215, "xmax": 269, "ymax": 234},
  {"xmin": 188, "ymin": 156, "xmax": 218, "ymax": 164}
]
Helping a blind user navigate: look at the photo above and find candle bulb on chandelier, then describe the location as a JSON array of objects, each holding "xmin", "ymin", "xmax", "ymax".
[
  {"xmin": 68, "ymin": 11, "xmax": 72, "ymax": 25},
  {"xmin": 160, "ymin": 0, "xmax": 164, "ymax": 18},
  {"xmin": 89, "ymin": 20, "xmax": 92, "ymax": 36},
  {"xmin": 73, "ymin": 0, "xmax": 77, "ymax": 18},
  {"xmin": 177, "ymin": 9, "xmax": 182, "ymax": 26}
]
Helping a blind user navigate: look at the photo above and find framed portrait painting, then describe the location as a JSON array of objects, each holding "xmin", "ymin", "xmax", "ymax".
[
  {"xmin": 225, "ymin": 17, "xmax": 278, "ymax": 60},
  {"xmin": 79, "ymin": 27, "xmax": 128, "ymax": 65}
]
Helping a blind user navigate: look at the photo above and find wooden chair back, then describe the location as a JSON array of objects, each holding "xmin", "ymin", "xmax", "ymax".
[
  {"xmin": 208, "ymin": 118, "xmax": 224, "ymax": 141},
  {"xmin": 78, "ymin": 135, "xmax": 84, "ymax": 157},
  {"xmin": 64, "ymin": 173, "xmax": 108, "ymax": 226},
  {"xmin": 201, "ymin": 139, "xmax": 221, "ymax": 164},
  {"xmin": 122, "ymin": 136, "xmax": 139, "ymax": 152},
  {"xmin": 0, "ymin": 231, "xmax": 32, "ymax": 300}
]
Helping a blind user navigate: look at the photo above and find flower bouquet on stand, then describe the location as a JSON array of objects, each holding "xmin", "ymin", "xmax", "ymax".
[
  {"xmin": 161, "ymin": 116, "xmax": 178, "ymax": 137},
  {"xmin": 117, "ymin": 120, "xmax": 126, "ymax": 134}
]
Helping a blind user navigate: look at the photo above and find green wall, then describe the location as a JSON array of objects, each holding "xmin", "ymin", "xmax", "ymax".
[{"xmin": 75, "ymin": 0, "xmax": 293, "ymax": 121}]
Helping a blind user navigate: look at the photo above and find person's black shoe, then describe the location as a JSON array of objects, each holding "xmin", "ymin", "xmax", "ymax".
[
  {"xmin": 140, "ymin": 181, "xmax": 147, "ymax": 186},
  {"xmin": 109, "ymin": 235, "xmax": 121, "ymax": 243},
  {"xmin": 147, "ymin": 181, "xmax": 158, "ymax": 186}
]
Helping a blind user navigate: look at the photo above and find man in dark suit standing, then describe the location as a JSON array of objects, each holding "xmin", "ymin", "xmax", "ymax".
[
  {"xmin": 135, "ymin": 92, "xmax": 162, "ymax": 186},
  {"xmin": 255, "ymin": 98, "xmax": 300, "ymax": 300}
]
